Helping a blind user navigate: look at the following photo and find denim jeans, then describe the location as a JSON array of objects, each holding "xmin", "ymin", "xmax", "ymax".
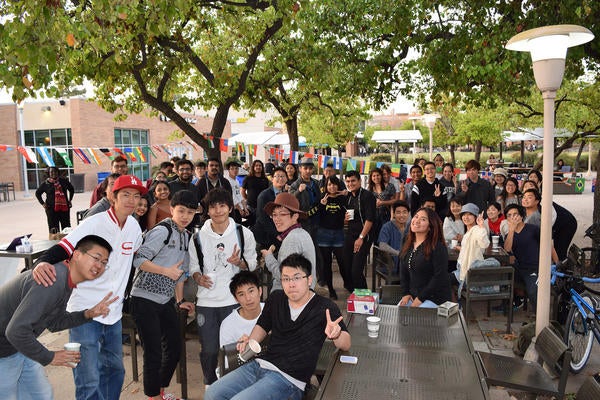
[
  {"xmin": 196, "ymin": 304, "xmax": 238, "ymax": 384},
  {"xmin": 0, "ymin": 352, "xmax": 53, "ymax": 400},
  {"xmin": 70, "ymin": 320, "xmax": 125, "ymax": 400},
  {"xmin": 205, "ymin": 360, "xmax": 303, "ymax": 400}
]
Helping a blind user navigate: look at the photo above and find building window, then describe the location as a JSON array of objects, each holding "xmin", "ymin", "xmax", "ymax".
[
  {"xmin": 24, "ymin": 128, "xmax": 73, "ymax": 189},
  {"xmin": 114, "ymin": 128, "xmax": 150, "ymax": 181}
]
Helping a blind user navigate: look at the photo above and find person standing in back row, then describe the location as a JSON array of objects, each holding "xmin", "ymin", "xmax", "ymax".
[
  {"xmin": 456, "ymin": 159, "xmax": 495, "ymax": 213},
  {"xmin": 36, "ymin": 166, "xmax": 75, "ymax": 234}
]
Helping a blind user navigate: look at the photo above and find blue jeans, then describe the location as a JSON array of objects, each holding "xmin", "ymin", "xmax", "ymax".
[
  {"xmin": 70, "ymin": 320, "xmax": 125, "ymax": 400},
  {"xmin": 205, "ymin": 360, "xmax": 303, "ymax": 400},
  {"xmin": 0, "ymin": 352, "xmax": 53, "ymax": 400},
  {"xmin": 196, "ymin": 304, "xmax": 238, "ymax": 384}
]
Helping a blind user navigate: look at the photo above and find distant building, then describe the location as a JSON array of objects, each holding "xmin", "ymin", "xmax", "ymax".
[{"xmin": 0, "ymin": 98, "xmax": 231, "ymax": 191}]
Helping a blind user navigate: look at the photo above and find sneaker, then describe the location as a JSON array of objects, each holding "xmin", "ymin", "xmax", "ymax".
[
  {"xmin": 513, "ymin": 296, "xmax": 524, "ymax": 310},
  {"xmin": 491, "ymin": 304, "xmax": 506, "ymax": 313},
  {"xmin": 161, "ymin": 392, "xmax": 180, "ymax": 400}
]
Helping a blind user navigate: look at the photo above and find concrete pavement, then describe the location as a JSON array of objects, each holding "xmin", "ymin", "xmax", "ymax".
[{"xmin": 0, "ymin": 176, "xmax": 598, "ymax": 399}]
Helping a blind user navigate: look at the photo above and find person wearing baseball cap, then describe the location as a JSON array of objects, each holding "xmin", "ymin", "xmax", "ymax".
[
  {"xmin": 30, "ymin": 174, "xmax": 147, "ymax": 399},
  {"xmin": 261, "ymin": 192, "xmax": 316, "ymax": 292},
  {"xmin": 492, "ymin": 167, "xmax": 508, "ymax": 198}
]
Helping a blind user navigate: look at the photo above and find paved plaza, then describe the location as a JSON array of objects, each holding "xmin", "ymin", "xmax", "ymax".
[{"xmin": 0, "ymin": 176, "xmax": 598, "ymax": 399}]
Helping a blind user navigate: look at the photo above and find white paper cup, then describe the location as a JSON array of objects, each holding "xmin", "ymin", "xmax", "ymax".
[
  {"xmin": 451, "ymin": 239, "xmax": 458, "ymax": 249},
  {"xmin": 366, "ymin": 316, "xmax": 381, "ymax": 338},
  {"xmin": 239, "ymin": 339, "xmax": 261, "ymax": 362},
  {"xmin": 346, "ymin": 209, "xmax": 355, "ymax": 220},
  {"xmin": 64, "ymin": 342, "xmax": 81, "ymax": 367},
  {"xmin": 205, "ymin": 272, "xmax": 217, "ymax": 290},
  {"xmin": 491, "ymin": 236, "xmax": 500, "ymax": 248}
]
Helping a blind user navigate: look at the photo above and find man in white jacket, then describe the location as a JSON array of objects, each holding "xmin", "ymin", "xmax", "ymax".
[{"xmin": 189, "ymin": 188, "xmax": 257, "ymax": 386}]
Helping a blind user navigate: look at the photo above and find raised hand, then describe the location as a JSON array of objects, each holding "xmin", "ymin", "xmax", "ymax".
[
  {"xmin": 321, "ymin": 194, "xmax": 329, "ymax": 205},
  {"xmin": 85, "ymin": 291, "xmax": 119, "ymax": 319},
  {"xmin": 163, "ymin": 260, "xmax": 184, "ymax": 281},
  {"xmin": 324, "ymin": 308, "xmax": 343, "ymax": 339},
  {"xmin": 434, "ymin": 184, "xmax": 441, "ymax": 197},
  {"xmin": 227, "ymin": 244, "xmax": 243, "ymax": 267}
]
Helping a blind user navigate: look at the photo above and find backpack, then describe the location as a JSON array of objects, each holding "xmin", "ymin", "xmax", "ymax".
[{"xmin": 192, "ymin": 223, "xmax": 245, "ymax": 274}]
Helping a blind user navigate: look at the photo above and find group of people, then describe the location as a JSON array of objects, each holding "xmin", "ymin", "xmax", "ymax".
[{"xmin": 1, "ymin": 151, "xmax": 579, "ymax": 400}]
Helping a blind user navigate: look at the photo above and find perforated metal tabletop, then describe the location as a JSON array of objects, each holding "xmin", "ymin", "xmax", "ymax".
[{"xmin": 315, "ymin": 306, "xmax": 489, "ymax": 400}]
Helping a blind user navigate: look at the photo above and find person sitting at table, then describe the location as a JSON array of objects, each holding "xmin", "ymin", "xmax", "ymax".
[
  {"xmin": 398, "ymin": 207, "xmax": 451, "ymax": 308},
  {"xmin": 483, "ymin": 202, "xmax": 505, "ymax": 241},
  {"xmin": 451, "ymin": 204, "xmax": 493, "ymax": 297},
  {"xmin": 378, "ymin": 201, "xmax": 410, "ymax": 272},
  {"xmin": 205, "ymin": 253, "xmax": 351, "ymax": 400},
  {"xmin": 443, "ymin": 197, "xmax": 465, "ymax": 244},
  {"xmin": 491, "ymin": 168, "xmax": 508, "ymax": 198}
]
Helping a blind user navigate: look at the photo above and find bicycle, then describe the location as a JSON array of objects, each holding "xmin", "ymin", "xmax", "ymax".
[{"xmin": 551, "ymin": 263, "xmax": 600, "ymax": 373}]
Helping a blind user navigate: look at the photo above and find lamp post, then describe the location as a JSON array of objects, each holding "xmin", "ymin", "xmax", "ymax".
[
  {"xmin": 506, "ymin": 25, "xmax": 594, "ymax": 335},
  {"xmin": 17, "ymin": 104, "xmax": 31, "ymax": 198},
  {"xmin": 423, "ymin": 114, "xmax": 438, "ymax": 161}
]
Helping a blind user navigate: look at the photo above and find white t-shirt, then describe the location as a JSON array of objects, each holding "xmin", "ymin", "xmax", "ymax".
[
  {"xmin": 61, "ymin": 208, "xmax": 142, "ymax": 325},
  {"xmin": 219, "ymin": 303, "xmax": 264, "ymax": 347},
  {"xmin": 226, "ymin": 175, "xmax": 243, "ymax": 208}
]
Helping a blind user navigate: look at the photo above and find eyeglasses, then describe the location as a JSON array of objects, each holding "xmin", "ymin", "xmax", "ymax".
[
  {"xmin": 178, "ymin": 168, "xmax": 192, "ymax": 171},
  {"xmin": 273, "ymin": 175, "xmax": 287, "ymax": 179},
  {"xmin": 506, "ymin": 212, "xmax": 520, "ymax": 218},
  {"xmin": 281, "ymin": 275, "xmax": 308, "ymax": 284},
  {"xmin": 83, "ymin": 252, "xmax": 109, "ymax": 268},
  {"xmin": 271, "ymin": 212, "xmax": 291, "ymax": 219}
]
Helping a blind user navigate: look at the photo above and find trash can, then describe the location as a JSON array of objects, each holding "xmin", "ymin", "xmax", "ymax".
[
  {"xmin": 71, "ymin": 173, "xmax": 85, "ymax": 193},
  {"xmin": 97, "ymin": 172, "xmax": 110, "ymax": 184}
]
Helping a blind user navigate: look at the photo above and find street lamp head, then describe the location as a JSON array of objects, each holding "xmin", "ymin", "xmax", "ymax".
[
  {"xmin": 423, "ymin": 114, "xmax": 439, "ymax": 129},
  {"xmin": 506, "ymin": 25, "xmax": 594, "ymax": 92}
]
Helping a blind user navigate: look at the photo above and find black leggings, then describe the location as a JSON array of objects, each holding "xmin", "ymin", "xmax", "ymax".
[{"xmin": 319, "ymin": 246, "xmax": 345, "ymax": 292}]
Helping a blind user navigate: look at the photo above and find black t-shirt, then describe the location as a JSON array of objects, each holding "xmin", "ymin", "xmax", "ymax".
[
  {"xmin": 345, "ymin": 188, "xmax": 376, "ymax": 237},
  {"xmin": 242, "ymin": 176, "xmax": 270, "ymax": 208},
  {"xmin": 512, "ymin": 223, "xmax": 540, "ymax": 271},
  {"xmin": 257, "ymin": 290, "xmax": 347, "ymax": 383},
  {"xmin": 318, "ymin": 195, "xmax": 346, "ymax": 230}
]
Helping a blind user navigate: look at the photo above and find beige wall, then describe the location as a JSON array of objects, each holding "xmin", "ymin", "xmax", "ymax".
[{"xmin": 0, "ymin": 99, "xmax": 231, "ymax": 191}]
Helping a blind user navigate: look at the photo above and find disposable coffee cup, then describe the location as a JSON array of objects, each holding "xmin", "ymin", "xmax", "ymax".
[
  {"xmin": 366, "ymin": 316, "xmax": 381, "ymax": 338},
  {"xmin": 205, "ymin": 272, "xmax": 217, "ymax": 290},
  {"xmin": 239, "ymin": 339, "xmax": 261, "ymax": 362},
  {"xmin": 346, "ymin": 209, "xmax": 355, "ymax": 221},
  {"xmin": 64, "ymin": 342, "xmax": 81, "ymax": 367},
  {"xmin": 491, "ymin": 236, "xmax": 500, "ymax": 248},
  {"xmin": 451, "ymin": 239, "xmax": 458, "ymax": 249}
]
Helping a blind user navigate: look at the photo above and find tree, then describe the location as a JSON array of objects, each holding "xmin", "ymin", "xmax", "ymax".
[{"xmin": 0, "ymin": 0, "xmax": 294, "ymax": 158}]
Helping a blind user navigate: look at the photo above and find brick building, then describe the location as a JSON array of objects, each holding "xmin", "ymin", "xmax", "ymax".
[{"xmin": 0, "ymin": 98, "xmax": 230, "ymax": 191}]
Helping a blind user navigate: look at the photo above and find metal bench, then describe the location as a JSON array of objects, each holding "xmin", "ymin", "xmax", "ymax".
[
  {"xmin": 379, "ymin": 284, "xmax": 403, "ymax": 305},
  {"xmin": 477, "ymin": 326, "xmax": 571, "ymax": 399},
  {"xmin": 461, "ymin": 266, "xmax": 514, "ymax": 333},
  {"xmin": 0, "ymin": 182, "xmax": 15, "ymax": 202},
  {"xmin": 371, "ymin": 245, "xmax": 401, "ymax": 292}
]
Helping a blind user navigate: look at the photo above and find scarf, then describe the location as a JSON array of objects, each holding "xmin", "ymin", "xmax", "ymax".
[
  {"xmin": 277, "ymin": 223, "xmax": 302, "ymax": 242},
  {"xmin": 53, "ymin": 180, "xmax": 69, "ymax": 212}
]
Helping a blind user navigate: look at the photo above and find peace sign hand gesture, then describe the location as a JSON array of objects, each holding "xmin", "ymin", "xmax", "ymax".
[
  {"xmin": 324, "ymin": 308, "xmax": 343, "ymax": 340},
  {"xmin": 434, "ymin": 184, "xmax": 441, "ymax": 197},
  {"xmin": 227, "ymin": 244, "xmax": 244, "ymax": 268}
]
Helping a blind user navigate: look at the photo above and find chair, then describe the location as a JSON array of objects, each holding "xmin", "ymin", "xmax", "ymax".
[
  {"xmin": 76, "ymin": 209, "xmax": 88, "ymax": 225},
  {"xmin": 371, "ymin": 246, "xmax": 401, "ymax": 291},
  {"xmin": 576, "ymin": 376, "xmax": 600, "ymax": 400},
  {"xmin": 121, "ymin": 313, "xmax": 139, "ymax": 381},
  {"xmin": 379, "ymin": 284, "xmax": 403, "ymax": 305},
  {"xmin": 461, "ymin": 266, "xmax": 514, "ymax": 333},
  {"xmin": 477, "ymin": 326, "xmax": 571, "ymax": 399}
]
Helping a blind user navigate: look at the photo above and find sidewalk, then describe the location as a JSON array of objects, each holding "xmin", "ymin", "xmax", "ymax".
[{"xmin": 1, "ymin": 180, "xmax": 598, "ymax": 399}]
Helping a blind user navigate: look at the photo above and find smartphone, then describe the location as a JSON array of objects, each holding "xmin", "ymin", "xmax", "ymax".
[{"xmin": 340, "ymin": 355, "xmax": 358, "ymax": 364}]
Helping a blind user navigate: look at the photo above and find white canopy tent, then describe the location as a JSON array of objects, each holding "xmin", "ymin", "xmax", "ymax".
[
  {"xmin": 228, "ymin": 131, "xmax": 306, "ymax": 161},
  {"xmin": 502, "ymin": 128, "xmax": 573, "ymax": 164},
  {"xmin": 371, "ymin": 130, "xmax": 423, "ymax": 163}
]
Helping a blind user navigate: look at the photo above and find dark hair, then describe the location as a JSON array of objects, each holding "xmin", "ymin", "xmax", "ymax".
[
  {"xmin": 442, "ymin": 162, "xmax": 454, "ymax": 171},
  {"xmin": 401, "ymin": 207, "xmax": 445, "ymax": 259},
  {"xmin": 176, "ymin": 159, "xmax": 193, "ymax": 170},
  {"xmin": 522, "ymin": 179, "xmax": 539, "ymax": 191},
  {"xmin": 194, "ymin": 160, "xmax": 207, "ymax": 168},
  {"xmin": 423, "ymin": 161, "xmax": 435, "ymax": 169},
  {"xmin": 465, "ymin": 159, "xmax": 481, "ymax": 171},
  {"xmin": 136, "ymin": 195, "xmax": 150, "ymax": 231},
  {"xmin": 392, "ymin": 200, "xmax": 410, "ymax": 213},
  {"xmin": 447, "ymin": 196, "xmax": 464, "ymax": 221},
  {"xmin": 505, "ymin": 204, "xmax": 526, "ymax": 219},
  {"xmin": 150, "ymin": 181, "xmax": 171, "ymax": 200},
  {"xmin": 75, "ymin": 235, "xmax": 112, "ymax": 255},
  {"xmin": 380, "ymin": 164, "xmax": 391, "ymax": 174},
  {"xmin": 325, "ymin": 175, "xmax": 342, "ymax": 193},
  {"xmin": 100, "ymin": 173, "xmax": 121, "ymax": 198},
  {"xmin": 528, "ymin": 169, "xmax": 542, "ymax": 183},
  {"xmin": 160, "ymin": 161, "xmax": 173, "ymax": 170},
  {"xmin": 170, "ymin": 190, "xmax": 197, "ymax": 209},
  {"xmin": 272, "ymin": 166, "xmax": 286, "ymax": 176},
  {"xmin": 229, "ymin": 270, "xmax": 260, "ymax": 297},
  {"xmin": 112, "ymin": 156, "xmax": 128, "ymax": 165},
  {"xmin": 421, "ymin": 196, "xmax": 436, "ymax": 207},
  {"xmin": 285, "ymin": 164, "xmax": 298, "ymax": 181},
  {"xmin": 487, "ymin": 201, "xmax": 502, "ymax": 214},
  {"xmin": 409, "ymin": 165, "xmax": 422, "ymax": 174},
  {"xmin": 523, "ymin": 188, "xmax": 541, "ymax": 202},
  {"xmin": 46, "ymin": 166, "xmax": 60, "ymax": 175},
  {"xmin": 249, "ymin": 160, "xmax": 266, "ymax": 178},
  {"xmin": 170, "ymin": 156, "xmax": 181, "ymax": 164},
  {"xmin": 279, "ymin": 253, "xmax": 312, "ymax": 276},
  {"xmin": 204, "ymin": 187, "xmax": 234, "ymax": 209},
  {"xmin": 345, "ymin": 170, "xmax": 361, "ymax": 180},
  {"xmin": 368, "ymin": 168, "xmax": 386, "ymax": 191},
  {"xmin": 207, "ymin": 157, "xmax": 220, "ymax": 165}
]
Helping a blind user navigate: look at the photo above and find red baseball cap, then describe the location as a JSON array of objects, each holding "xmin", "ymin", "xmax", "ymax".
[{"xmin": 112, "ymin": 175, "xmax": 148, "ymax": 195}]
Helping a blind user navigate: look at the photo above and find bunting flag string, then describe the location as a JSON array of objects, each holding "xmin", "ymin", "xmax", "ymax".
[
  {"xmin": 73, "ymin": 148, "xmax": 91, "ymax": 164},
  {"xmin": 17, "ymin": 146, "xmax": 38, "ymax": 163},
  {"xmin": 88, "ymin": 148, "xmax": 102, "ymax": 165},
  {"xmin": 37, "ymin": 147, "xmax": 55, "ymax": 167},
  {"xmin": 55, "ymin": 147, "xmax": 73, "ymax": 167},
  {"xmin": 0, "ymin": 144, "xmax": 14, "ymax": 152},
  {"xmin": 124, "ymin": 147, "xmax": 138, "ymax": 162},
  {"xmin": 135, "ymin": 147, "xmax": 147, "ymax": 162},
  {"xmin": 99, "ymin": 148, "xmax": 114, "ymax": 160},
  {"xmin": 83, "ymin": 149, "xmax": 98, "ymax": 165}
]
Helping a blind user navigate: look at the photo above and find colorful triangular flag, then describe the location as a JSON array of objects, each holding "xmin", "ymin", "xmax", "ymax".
[
  {"xmin": 135, "ymin": 147, "xmax": 147, "ymax": 162},
  {"xmin": 73, "ymin": 148, "xmax": 91, "ymax": 164},
  {"xmin": 220, "ymin": 139, "xmax": 228, "ymax": 152},
  {"xmin": 55, "ymin": 147, "xmax": 73, "ymax": 167},
  {"xmin": 124, "ymin": 147, "xmax": 138, "ymax": 162},
  {"xmin": 347, "ymin": 159, "xmax": 356, "ymax": 171},
  {"xmin": 17, "ymin": 146, "xmax": 38, "ymax": 163},
  {"xmin": 99, "ymin": 148, "xmax": 114, "ymax": 160},
  {"xmin": 37, "ymin": 147, "xmax": 55, "ymax": 167}
]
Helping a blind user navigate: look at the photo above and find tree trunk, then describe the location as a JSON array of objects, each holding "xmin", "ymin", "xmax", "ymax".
[
  {"xmin": 474, "ymin": 140, "xmax": 482, "ymax": 163},
  {"xmin": 449, "ymin": 144, "xmax": 456, "ymax": 166},
  {"xmin": 574, "ymin": 140, "xmax": 585, "ymax": 173},
  {"xmin": 594, "ymin": 148, "xmax": 600, "ymax": 223},
  {"xmin": 285, "ymin": 116, "xmax": 299, "ymax": 151}
]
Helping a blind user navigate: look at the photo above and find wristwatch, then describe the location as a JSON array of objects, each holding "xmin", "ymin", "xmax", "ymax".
[
  {"xmin": 359, "ymin": 234, "xmax": 364, "ymax": 239},
  {"xmin": 176, "ymin": 299, "xmax": 185, "ymax": 306}
]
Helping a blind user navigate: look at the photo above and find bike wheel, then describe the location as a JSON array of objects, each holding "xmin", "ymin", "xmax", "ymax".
[{"xmin": 563, "ymin": 295, "xmax": 594, "ymax": 373}]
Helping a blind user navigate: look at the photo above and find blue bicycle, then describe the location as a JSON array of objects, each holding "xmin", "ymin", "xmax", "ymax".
[{"xmin": 551, "ymin": 264, "xmax": 600, "ymax": 373}]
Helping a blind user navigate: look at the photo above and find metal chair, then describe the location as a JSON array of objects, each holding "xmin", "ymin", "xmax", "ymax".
[
  {"xmin": 379, "ymin": 284, "xmax": 403, "ymax": 305},
  {"xmin": 461, "ymin": 266, "xmax": 514, "ymax": 333},
  {"xmin": 371, "ymin": 245, "xmax": 401, "ymax": 292},
  {"xmin": 477, "ymin": 326, "xmax": 571, "ymax": 399},
  {"xmin": 576, "ymin": 376, "xmax": 600, "ymax": 400}
]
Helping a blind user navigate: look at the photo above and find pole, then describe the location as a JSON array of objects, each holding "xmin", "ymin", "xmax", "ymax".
[
  {"xmin": 535, "ymin": 90, "xmax": 556, "ymax": 336},
  {"xmin": 587, "ymin": 140, "xmax": 593, "ymax": 178},
  {"xmin": 18, "ymin": 106, "xmax": 31, "ymax": 198},
  {"xmin": 428, "ymin": 127, "xmax": 433, "ymax": 161}
]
